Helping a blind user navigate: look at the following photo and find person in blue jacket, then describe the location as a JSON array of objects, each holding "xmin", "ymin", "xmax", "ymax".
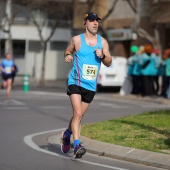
[
  {"xmin": 0, "ymin": 53, "xmax": 15, "ymax": 96},
  {"xmin": 128, "ymin": 45, "xmax": 141, "ymax": 95},
  {"xmin": 140, "ymin": 44, "xmax": 154, "ymax": 96},
  {"xmin": 160, "ymin": 47, "xmax": 170, "ymax": 97},
  {"xmin": 151, "ymin": 49, "xmax": 162, "ymax": 95},
  {"xmin": 161, "ymin": 54, "xmax": 170, "ymax": 98},
  {"xmin": 166, "ymin": 56, "xmax": 170, "ymax": 98}
]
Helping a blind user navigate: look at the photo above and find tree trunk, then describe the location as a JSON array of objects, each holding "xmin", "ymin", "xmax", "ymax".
[
  {"xmin": 5, "ymin": 0, "xmax": 13, "ymax": 56},
  {"xmin": 39, "ymin": 41, "xmax": 47, "ymax": 86}
]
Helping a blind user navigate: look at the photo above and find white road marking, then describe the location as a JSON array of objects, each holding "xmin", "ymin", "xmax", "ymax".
[
  {"xmin": 5, "ymin": 107, "xmax": 29, "ymax": 110},
  {"xmin": 0, "ymin": 99, "xmax": 25, "ymax": 106},
  {"xmin": 99, "ymin": 103, "xmax": 131, "ymax": 108},
  {"xmin": 40, "ymin": 106, "xmax": 66, "ymax": 109},
  {"xmin": 24, "ymin": 129, "xmax": 129, "ymax": 170}
]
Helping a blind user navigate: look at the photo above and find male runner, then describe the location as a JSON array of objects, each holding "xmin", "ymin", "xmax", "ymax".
[
  {"xmin": 0, "ymin": 53, "xmax": 15, "ymax": 96},
  {"xmin": 61, "ymin": 12, "xmax": 112, "ymax": 158}
]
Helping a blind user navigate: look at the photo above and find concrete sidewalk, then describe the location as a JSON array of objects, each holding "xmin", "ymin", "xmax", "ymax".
[{"xmin": 48, "ymin": 131, "xmax": 170, "ymax": 170}]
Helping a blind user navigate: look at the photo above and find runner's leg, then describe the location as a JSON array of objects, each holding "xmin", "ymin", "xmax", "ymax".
[
  {"xmin": 6, "ymin": 78, "xmax": 12, "ymax": 96},
  {"xmin": 2, "ymin": 81, "xmax": 7, "ymax": 89},
  {"xmin": 78, "ymin": 101, "xmax": 90, "ymax": 138},
  {"xmin": 69, "ymin": 94, "xmax": 90, "ymax": 142}
]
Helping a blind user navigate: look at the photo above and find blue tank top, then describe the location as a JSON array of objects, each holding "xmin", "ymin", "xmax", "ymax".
[{"xmin": 68, "ymin": 33, "xmax": 102, "ymax": 91}]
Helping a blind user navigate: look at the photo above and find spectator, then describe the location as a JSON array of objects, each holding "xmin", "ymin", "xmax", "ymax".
[
  {"xmin": 160, "ymin": 48, "xmax": 170, "ymax": 97},
  {"xmin": 165, "ymin": 55, "xmax": 170, "ymax": 98},
  {"xmin": 128, "ymin": 45, "xmax": 142, "ymax": 96},
  {"xmin": 151, "ymin": 49, "xmax": 162, "ymax": 95},
  {"xmin": 140, "ymin": 44, "xmax": 154, "ymax": 96}
]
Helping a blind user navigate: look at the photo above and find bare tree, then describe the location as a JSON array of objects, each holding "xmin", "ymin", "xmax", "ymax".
[
  {"xmin": 0, "ymin": 0, "xmax": 6, "ymax": 56},
  {"xmin": 76, "ymin": 0, "xmax": 162, "ymax": 51},
  {"xmin": 0, "ymin": 0, "xmax": 13, "ymax": 55},
  {"xmin": 4, "ymin": 0, "xmax": 13, "ymax": 55},
  {"xmin": 83, "ymin": 0, "xmax": 118, "ymax": 40},
  {"xmin": 97, "ymin": 0, "xmax": 118, "ymax": 39},
  {"xmin": 127, "ymin": 0, "xmax": 161, "ymax": 50},
  {"xmin": 0, "ymin": 0, "xmax": 6, "ymax": 29},
  {"xmin": 19, "ymin": 0, "xmax": 73, "ymax": 85},
  {"xmin": 1, "ymin": 0, "xmax": 25, "ymax": 57}
]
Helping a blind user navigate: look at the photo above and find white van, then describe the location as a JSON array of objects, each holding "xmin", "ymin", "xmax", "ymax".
[{"xmin": 97, "ymin": 56, "xmax": 127, "ymax": 90}]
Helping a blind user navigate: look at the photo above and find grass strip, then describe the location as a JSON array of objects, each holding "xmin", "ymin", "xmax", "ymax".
[{"xmin": 81, "ymin": 110, "xmax": 170, "ymax": 153}]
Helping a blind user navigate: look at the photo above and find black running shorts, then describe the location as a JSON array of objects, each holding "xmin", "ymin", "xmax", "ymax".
[
  {"xmin": 67, "ymin": 84, "xmax": 95, "ymax": 103},
  {"xmin": 2, "ymin": 74, "xmax": 13, "ymax": 81}
]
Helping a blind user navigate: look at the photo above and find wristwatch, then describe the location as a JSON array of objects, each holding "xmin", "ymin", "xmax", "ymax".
[{"xmin": 101, "ymin": 55, "xmax": 106, "ymax": 60}]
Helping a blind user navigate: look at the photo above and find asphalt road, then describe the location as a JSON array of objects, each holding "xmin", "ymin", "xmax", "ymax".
[{"xmin": 0, "ymin": 89, "xmax": 169, "ymax": 170}]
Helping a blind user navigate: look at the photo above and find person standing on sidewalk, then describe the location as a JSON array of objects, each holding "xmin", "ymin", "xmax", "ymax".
[
  {"xmin": 0, "ymin": 53, "xmax": 15, "ymax": 96},
  {"xmin": 61, "ymin": 12, "xmax": 112, "ymax": 158},
  {"xmin": 165, "ymin": 55, "xmax": 170, "ymax": 98}
]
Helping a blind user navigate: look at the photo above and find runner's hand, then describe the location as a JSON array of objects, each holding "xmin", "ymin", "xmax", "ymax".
[
  {"xmin": 65, "ymin": 55, "xmax": 73, "ymax": 63},
  {"xmin": 95, "ymin": 49, "xmax": 104, "ymax": 59}
]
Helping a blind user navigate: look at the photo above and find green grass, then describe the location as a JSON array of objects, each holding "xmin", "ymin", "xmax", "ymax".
[{"xmin": 81, "ymin": 110, "xmax": 170, "ymax": 153}]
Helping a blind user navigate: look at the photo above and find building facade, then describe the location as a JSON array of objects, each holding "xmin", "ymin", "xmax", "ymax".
[
  {"xmin": 74, "ymin": 0, "xmax": 170, "ymax": 58},
  {"xmin": 0, "ymin": 0, "xmax": 72, "ymax": 81},
  {"xmin": 1, "ymin": 0, "xmax": 170, "ymax": 81}
]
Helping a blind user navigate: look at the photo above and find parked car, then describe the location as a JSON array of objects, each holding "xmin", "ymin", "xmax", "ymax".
[{"xmin": 97, "ymin": 56, "xmax": 127, "ymax": 91}]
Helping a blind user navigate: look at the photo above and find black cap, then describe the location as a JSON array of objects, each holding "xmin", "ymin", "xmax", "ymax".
[{"xmin": 84, "ymin": 12, "xmax": 101, "ymax": 21}]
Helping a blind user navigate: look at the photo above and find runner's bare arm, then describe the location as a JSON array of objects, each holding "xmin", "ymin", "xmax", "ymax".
[
  {"xmin": 64, "ymin": 35, "xmax": 81, "ymax": 63},
  {"xmin": 101, "ymin": 38, "xmax": 112, "ymax": 67},
  {"xmin": 64, "ymin": 38, "xmax": 75, "ymax": 63}
]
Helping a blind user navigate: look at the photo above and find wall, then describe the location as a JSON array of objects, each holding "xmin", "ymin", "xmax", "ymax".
[{"xmin": 25, "ymin": 50, "xmax": 72, "ymax": 80}]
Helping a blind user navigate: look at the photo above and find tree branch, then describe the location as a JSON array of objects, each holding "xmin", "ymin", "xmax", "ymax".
[
  {"xmin": 102, "ymin": 0, "xmax": 118, "ymax": 22},
  {"xmin": 31, "ymin": 15, "xmax": 43, "ymax": 41},
  {"xmin": 137, "ymin": 28, "xmax": 155, "ymax": 43},
  {"xmin": 126, "ymin": 0, "xmax": 137, "ymax": 13},
  {"xmin": 86, "ymin": 0, "xmax": 96, "ymax": 12}
]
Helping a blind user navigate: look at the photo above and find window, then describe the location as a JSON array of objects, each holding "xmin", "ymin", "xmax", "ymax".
[
  {"xmin": 0, "ymin": 39, "xmax": 5, "ymax": 58},
  {"xmin": 50, "ymin": 41, "xmax": 68, "ymax": 51},
  {"xmin": 28, "ymin": 40, "xmax": 41, "ymax": 53},
  {"xmin": 13, "ymin": 40, "xmax": 25, "ymax": 58}
]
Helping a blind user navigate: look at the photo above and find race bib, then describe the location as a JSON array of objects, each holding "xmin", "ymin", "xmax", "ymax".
[
  {"xmin": 82, "ymin": 64, "xmax": 98, "ymax": 80},
  {"xmin": 5, "ymin": 67, "xmax": 12, "ymax": 74}
]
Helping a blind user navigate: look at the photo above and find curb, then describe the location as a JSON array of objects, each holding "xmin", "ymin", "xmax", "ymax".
[
  {"xmin": 111, "ymin": 94, "xmax": 170, "ymax": 106},
  {"xmin": 48, "ymin": 132, "xmax": 170, "ymax": 170}
]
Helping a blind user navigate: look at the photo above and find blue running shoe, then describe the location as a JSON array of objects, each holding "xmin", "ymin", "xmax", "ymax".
[
  {"xmin": 61, "ymin": 131, "xmax": 70, "ymax": 153},
  {"xmin": 74, "ymin": 144, "xmax": 86, "ymax": 159}
]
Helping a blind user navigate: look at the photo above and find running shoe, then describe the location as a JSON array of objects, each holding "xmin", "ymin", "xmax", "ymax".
[
  {"xmin": 60, "ymin": 131, "xmax": 70, "ymax": 153},
  {"xmin": 74, "ymin": 144, "xmax": 86, "ymax": 159}
]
